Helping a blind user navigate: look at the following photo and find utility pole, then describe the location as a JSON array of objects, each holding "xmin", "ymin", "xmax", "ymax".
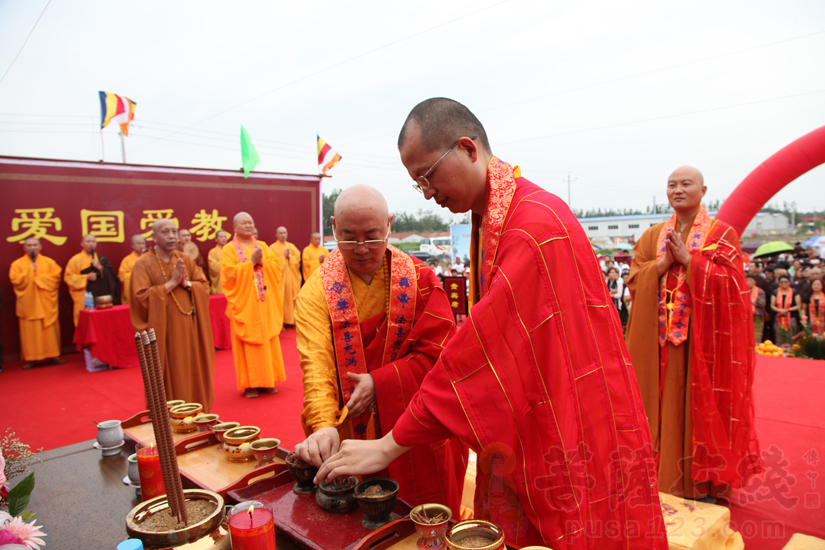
[
  {"xmin": 652, "ymin": 195, "xmax": 656, "ymax": 215},
  {"xmin": 563, "ymin": 173, "xmax": 576, "ymax": 208}
]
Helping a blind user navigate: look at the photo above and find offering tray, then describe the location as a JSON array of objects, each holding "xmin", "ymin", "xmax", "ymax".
[
  {"xmin": 351, "ymin": 518, "xmax": 517, "ymax": 550},
  {"xmin": 122, "ymin": 410, "xmax": 287, "ymax": 497},
  {"xmin": 228, "ymin": 471, "xmax": 413, "ymax": 550}
]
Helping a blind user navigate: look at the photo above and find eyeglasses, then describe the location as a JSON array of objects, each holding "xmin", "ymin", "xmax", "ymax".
[
  {"xmin": 334, "ymin": 226, "xmax": 391, "ymax": 250},
  {"xmin": 412, "ymin": 136, "xmax": 477, "ymax": 193}
]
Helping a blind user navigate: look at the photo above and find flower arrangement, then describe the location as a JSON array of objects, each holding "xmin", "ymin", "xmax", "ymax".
[
  {"xmin": 791, "ymin": 326, "xmax": 825, "ymax": 361},
  {"xmin": 0, "ymin": 429, "xmax": 46, "ymax": 549}
]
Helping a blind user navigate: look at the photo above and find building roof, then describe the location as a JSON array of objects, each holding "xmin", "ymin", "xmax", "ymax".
[{"xmin": 578, "ymin": 211, "xmax": 719, "ymax": 223}]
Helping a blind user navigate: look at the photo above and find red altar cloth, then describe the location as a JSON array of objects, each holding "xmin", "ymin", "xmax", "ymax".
[{"xmin": 73, "ymin": 295, "xmax": 231, "ymax": 368}]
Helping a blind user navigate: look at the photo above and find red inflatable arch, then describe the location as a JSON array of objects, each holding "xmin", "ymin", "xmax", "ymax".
[{"xmin": 716, "ymin": 124, "xmax": 825, "ymax": 236}]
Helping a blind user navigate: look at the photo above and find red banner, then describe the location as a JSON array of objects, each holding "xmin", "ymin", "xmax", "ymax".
[
  {"xmin": 0, "ymin": 156, "xmax": 322, "ymax": 358},
  {"xmin": 442, "ymin": 276, "xmax": 467, "ymax": 315}
]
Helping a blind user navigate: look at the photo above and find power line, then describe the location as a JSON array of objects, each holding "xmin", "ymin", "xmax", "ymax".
[
  {"xmin": 479, "ymin": 30, "xmax": 825, "ymax": 113},
  {"xmin": 0, "ymin": 0, "xmax": 53, "ymax": 86},
  {"xmin": 126, "ymin": 0, "xmax": 512, "ymax": 155}
]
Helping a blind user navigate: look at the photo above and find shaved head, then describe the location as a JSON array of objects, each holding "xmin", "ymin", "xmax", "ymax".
[
  {"xmin": 276, "ymin": 226, "xmax": 288, "ymax": 243},
  {"xmin": 130, "ymin": 234, "xmax": 144, "ymax": 245},
  {"xmin": 398, "ymin": 98, "xmax": 490, "ymax": 155},
  {"xmin": 668, "ymin": 165, "xmax": 704, "ymax": 186},
  {"xmin": 334, "ymin": 184, "xmax": 389, "ymax": 219}
]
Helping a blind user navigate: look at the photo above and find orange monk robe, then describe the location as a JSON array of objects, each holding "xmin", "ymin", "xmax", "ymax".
[
  {"xmin": 129, "ymin": 250, "xmax": 215, "ymax": 411},
  {"xmin": 626, "ymin": 213, "xmax": 760, "ymax": 498},
  {"xmin": 207, "ymin": 245, "xmax": 223, "ymax": 295},
  {"xmin": 301, "ymin": 243, "xmax": 328, "ymax": 282},
  {"xmin": 270, "ymin": 240, "xmax": 301, "ymax": 324},
  {"xmin": 118, "ymin": 251, "xmax": 140, "ymax": 305},
  {"xmin": 9, "ymin": 254, "xmax": 62, "ymax": 361},
  {"xmin": 221, "ymin": 239, "xmax": 286, "ymax": 390},
  {"xmin": 295, "ymin": 249, "xmax": 467, "ymax": 518}
]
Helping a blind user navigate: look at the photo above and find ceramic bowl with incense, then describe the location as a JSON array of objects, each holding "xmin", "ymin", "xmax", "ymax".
[
  {"xmin": 354, "ymin": 477, "xmax": 399, "ymax": 530},
  {"xmin": 411, "ymin": 503, "xmax": 452, "ymax": 550},
  {"xmin": 250, "ymin": 438, "xmax": 280, "ymax": 468},
  {"xmin": 316, "ymin": 476, "xmax": 359, "ymax": 513},
  {"xmin": 125, "ymin": 489, "xmax": 225, "ymax": 548},
  {"xmin": 445, "ymin": 520, "xmax": 505, "ymax": 550},
  {"xmin": 222, "ymin": 426, "xmax": 261, "ymax": 462},
  {"xmin": 193, "ymin": 414, "xmax": 220, "ymax": 432},
  {"xmin": 285, "ymin": 451, "xmax": 318, "ymax": 494},
  {"xmin": 169, "ymin": 403, "xmax": 203, "ymax": 434}
]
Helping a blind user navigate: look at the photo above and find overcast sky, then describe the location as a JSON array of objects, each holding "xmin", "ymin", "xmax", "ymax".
[{"xmin": 1, "ymin": 0, "xmax": 823, "ymax": 218}]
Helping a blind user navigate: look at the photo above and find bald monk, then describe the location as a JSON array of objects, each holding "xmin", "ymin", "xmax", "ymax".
[
  {"xmin": 64, "ymin": 234, "xmax": 120, "ymax": 326},
  {"xmin": 302, "ymin": 232, "xmax": 328, "ymax": 282},
  {"xmin": 315, "ymin": 98, "xmax": 666, "ymax": 549},
  {"xmin": 10, "ymin": 238, "xmax": 65, "ymax": 370},
  {"xmin": 207, "ymin": 230, "xmax": 228, "ymax": 294},
  {"xmin": 221, "ymin": 212, "xmax": 286, "ymax": 398},
  {"xmin": 625, "ymin": 166, "xmax": 760, "ymax": 500},
  {"xmin": 270, "ymin": 226, "xmax": 301, "ymax": 326},
  {"xmin": 118, "ymin": 234, "xmax": 146, "ymax": 305},
  {"xmin": 293, "ymin": 185, "xmax": 467, "ymax": 518},
  {"xmin": 130, "ymin": 219, "xmax": 215, "ymax": 411}
]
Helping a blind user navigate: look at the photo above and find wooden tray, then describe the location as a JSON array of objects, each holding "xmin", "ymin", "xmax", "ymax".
[
  {"xmin": 351, "ymin": 518, "xmax": 519, "ymax": 550},
  {"xmin": 122, "ymin": 410, "xmax": 287, "ymax": 498},
  {"xmin": 228, "ymin": 471, "xmax": 413, "ymax": 550}
]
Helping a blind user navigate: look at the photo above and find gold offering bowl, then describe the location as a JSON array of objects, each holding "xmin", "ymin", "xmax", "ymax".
[
  {"xmin": 445, "ymin": 520, "xmax": 506, "ymax": 550},
  {"xmin": 166, "ymin": 400, "xmax": 186, "ymax": 413},
  {"xmin": 250, "ymin": 438, "xmax": 280, "ymax": 468},
  {"xmin": 169, "ymin": 403, "xmax": 203, "ymax": 434},
  {"xmin": 125, "ymin": 489, "xmax": 225, "ymax": 549},
  {"xmin": 222, "ymin": 426, "xmax": 261, "ymax": 462},
  {"xmin": 193, "ymin": 414, "xmax": 220, "ymax": 432},
  {"xmin": 94, "ymin": 295, "xmax": 113, "ymax": 309}
]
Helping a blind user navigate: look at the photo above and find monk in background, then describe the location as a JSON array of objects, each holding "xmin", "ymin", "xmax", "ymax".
[
  {"xmin": 270, "ymin": 226, "xmax": 301, "ymax": 327},
  {"xmin": 118, "ymin": 234, "xmax": 146, "ymax": 305},
  {"xmin": 64, "ymin": 234, "xmax": 119, "ymax": 326},
  {"xmin": 10, "ymin": 238, "xmax": 65, "ymax": 370},
  {"xmin": 130, "ymin": 219, "xmax": 215, "ymax": 411},
  {"xmin": 293, "ymin": 185, "xmax": 466, "ymax": 519},
  {"xmin": 221, "ymin": 212, "xmax": 286, "ymax": 399},
  {"xmin": 625, "ymin": 166, "xmax": 760, "ymax": 500},
  {"xmin": 302, "ymin": 232, "xmax": 328, "ymax": 282},
  {"xmin": 208, "ymin": 230, "xmax": 228, "ymax": 294},
  {"xmin": 179, "ymin": 228, "xmax": 208, "ymax": 284}
]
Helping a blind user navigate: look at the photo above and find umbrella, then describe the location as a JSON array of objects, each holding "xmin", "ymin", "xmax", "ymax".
[
  {"xmin": 801, "ymin": 236, "xmax": 825, "ymax": 248},
  {"xmin": 741, "ymin": 241, "xmax": 763, "ymax": 254},
  {"xmin": 614, "ymin": 243, "xmax": 634, "ymax": 250},
  {"xmin": 753, "ymin": 242, "xmax": 794, "ymax": 258}
]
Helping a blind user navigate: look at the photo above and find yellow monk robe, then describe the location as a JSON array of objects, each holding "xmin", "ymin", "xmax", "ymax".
[
  {"xmin": 301, "ymin": 243, "xmax": 328, "ymax": 282},
  {"xmin": 130, "ymin": 250, "xmax": 216, "ymax": 411},
  {"xmin": 64, "ymin": 251, "xmax": 94, "ymax": 326},
  {"xmin": 207, "ymin": 245, "xmax": 223, "ymax": 295},
  {"xmin": 10, "ymin": 254, "xmax": 62, "ymax": 361},
  {"xmin": 221, "ymin": 238, "xmax": 286, "ymax": 390},
  {"xmin": 270, "ymin": 240, "xmax": 301, "ymax": 325},
  {"xmin": 118, "ymin": 251, "xmax": 140, "ymax": 305}
]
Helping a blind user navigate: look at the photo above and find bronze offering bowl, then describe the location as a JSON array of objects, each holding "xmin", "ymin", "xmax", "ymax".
[
  {"xmin": 354, "ymin": 477, "xmax": 399, "ymax": 530},
  {"xmin": 250, "ymin": 438, "xmax": 280, "ymax": 469},
  {"xmin": 316, "ymin": 475, "xmax": 359, "ymax": 514},
  {"xmin": 166, "ymin": 400, "xmax": 186, "ymax": 413},
  {"xmin": 125, "ymin": 488, "xmax": 224, "ymax": 549},
  {"xmin": 411, "ymin": 503, "xmax": 452, "ymax": 550},
  {"xmin": 445, "ymin": 520, "xmax": 506, "ymax": 550},
  {"xmin": 193, "ymin": 414, "xmax": 220, "ymax": 432},
  {"xmin": 222, "ymin": 425, "xmax": 261, "ymax": 462},
  {"xmin": 94, "ymin": 294, "xmax": 113, "ymax": 309},
  {"xmin": 169, "ymin": 403, "xmax": 203, "ymax": 434},
  {"xmin": 285, "ymin": 451, "xmax": 318, "ymax": 494}
]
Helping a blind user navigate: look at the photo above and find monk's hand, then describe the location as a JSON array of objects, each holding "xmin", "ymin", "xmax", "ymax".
[
  {"xmin": 314, "ymin": 431, "xmax": 410, "ymax": 485},
  {"xmin": 319, "ymin": 253, "xmax": 326, "ymax": 263},
  {"xmin": 668, "ymin": 230, "xmax": 691, "ymax": 266},
  {"xmin": 345, "ymin": 372, "xmax": 375, "ymax": 418},
  {"xmin": 87, "ymin": 272, "xmax": 97, "ymax": 281},
  {"xmin": 251, "ymin": 247, "xmax": 263, "ymax": 266},
  {"xmin": 171, "ymin": 258, "xmax": 186, "ymax": 285},
  {"xmin": 295, "ymin": 427, "xmax": 340, "ymax": 468},
  {"xmin": 92, "ymin": 259, "xmax": 102, "ymax": 271},
  {"xmin": 284, "ymin": 248, "xmax": 290, "ymax": 258}
]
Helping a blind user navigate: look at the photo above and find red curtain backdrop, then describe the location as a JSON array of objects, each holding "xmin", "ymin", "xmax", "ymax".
[{"xmin": 0, "ymin": 157, "xmax": 322, "ymax": 358}]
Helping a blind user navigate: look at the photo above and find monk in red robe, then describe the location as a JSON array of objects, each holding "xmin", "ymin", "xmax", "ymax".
[
  {"xmin": 316, "ymin": 98, "xmax": 666, "ymax": 549},
  {"xmin": 625, "ymin": 166, "xmax": 761, "ymax": 500},
  {"xmin": 293, "ymin": 185, "xmax": 467, "ymax": 518}
]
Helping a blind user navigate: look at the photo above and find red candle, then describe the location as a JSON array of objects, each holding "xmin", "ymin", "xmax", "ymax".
[
  {"xmin": 136, "ymin": 445, "xmax": 166, "ymax": 502},
  {"xmin": 228, "ymin": 504, "xmax": 276, "ymax": 550}
]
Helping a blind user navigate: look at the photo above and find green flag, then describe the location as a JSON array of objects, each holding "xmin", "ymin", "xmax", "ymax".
[{"xmin": 240, "ymin": 125, "xmax": 260, "ymax": 178}]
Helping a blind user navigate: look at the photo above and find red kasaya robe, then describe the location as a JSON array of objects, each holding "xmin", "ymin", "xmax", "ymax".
[
  {"xmin": 296, "ymin": 246, "xmax": 467, "ymax": 518},
  {"xmin": 393, "ymin": 158, "xmax": 667, "ymax": 549}
]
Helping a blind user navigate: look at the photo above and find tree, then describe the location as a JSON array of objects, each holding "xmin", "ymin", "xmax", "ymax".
[{"xmin": 322, "ymin": 188, "xmax": 341, "ymax": 235}]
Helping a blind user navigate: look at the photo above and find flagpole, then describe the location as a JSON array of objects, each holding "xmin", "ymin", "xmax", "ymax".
[
  {"xmin": 119, "ymin": 131, "xmax": 127, "ymax": 164},
  {"xmin": 100, "ymin": 129, "xmax": 105, "ymax": 162}
]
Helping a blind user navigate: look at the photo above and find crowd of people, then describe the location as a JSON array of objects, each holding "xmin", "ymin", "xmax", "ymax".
[{"xmin": 10, "ymin": 97, "xmax": 822, "ymax": 548}]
